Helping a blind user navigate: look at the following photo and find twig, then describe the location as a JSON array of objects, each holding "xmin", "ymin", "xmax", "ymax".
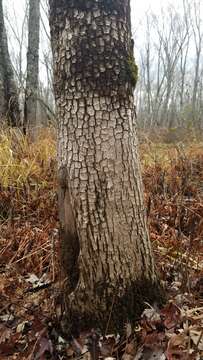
[{"xmin": 105, "ymin": 293, "xmax": 116, "ymax": 336}]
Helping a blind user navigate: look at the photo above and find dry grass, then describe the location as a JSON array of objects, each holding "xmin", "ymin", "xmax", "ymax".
[
  {"xmin": 0, "ymin": 127, "xmax": 56, "ymax": 189},
  {"xmin": 0, "ymin": 127, "xmax": 202, "ymax": 359}
]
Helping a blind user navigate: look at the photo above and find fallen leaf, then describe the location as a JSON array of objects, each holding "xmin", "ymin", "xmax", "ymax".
[
  {"xmin": 190, "ymin": 327, "xmax": 203, "ymax": 350},
  {"xmin": 0, "ymin": 325, "xmax": 12, "ymax": 343}
]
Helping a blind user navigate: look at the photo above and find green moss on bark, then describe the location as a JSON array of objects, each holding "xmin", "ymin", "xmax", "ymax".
[{"xmin": 126, "ymin": 56, "xmax": 138, "ymax": 88}]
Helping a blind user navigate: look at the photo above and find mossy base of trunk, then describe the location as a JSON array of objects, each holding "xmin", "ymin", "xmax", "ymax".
[{"xmin": 62, "ymin": 278, "xmax": 165, "ymax": 337}]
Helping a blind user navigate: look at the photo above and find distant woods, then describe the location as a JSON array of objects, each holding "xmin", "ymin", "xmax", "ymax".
[
  {"xmin": 1, "ymin": 0, "xmax": 54, "ymax": 133},
  {"xmin": 1, "ymin": 0, "xmax": 203, "ymax": 131},
  {"xmin": 134, "ymin": 0, "xmax": 203, "ymax": 129}
]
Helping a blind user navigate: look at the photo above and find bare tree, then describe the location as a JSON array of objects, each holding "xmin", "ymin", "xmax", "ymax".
[
  {"xmin": 135, "ymin": 0, "xmax": 203, "ymax": 130},
  {"xmin": 24, "ymin": 0, "xmax": 40, "ymax": 136},
  {"xmin": 178, "ymin": 0, "xmax": 190, "ymax": 112},
  {"xmin": 0, "ymin": 0, "xmax": 20, "ymax": 125},
  {"xmin": 139, "ymin": 15, "xmax": 153, "ymax": 127},
  {"xmin": 154, "ymin": 7, "xmax": 189, "ymax": 126},
  {"xmin": 191, "ymin": 0, "xmax": 203, "ymax": 124},
  {"xmin": 4, "ymin": 1, "xmax": 29, "ymax": 125}
]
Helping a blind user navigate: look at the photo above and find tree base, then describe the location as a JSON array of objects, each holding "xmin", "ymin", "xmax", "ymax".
[{"xmin": 61, "ymin": 277, "xmax": 165, "ymax": 337}]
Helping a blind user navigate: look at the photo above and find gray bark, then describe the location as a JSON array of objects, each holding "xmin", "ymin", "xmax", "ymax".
[
  {"xmin": 49, "ymin": 0, "xmax": 162, "ymax": 333},
  {"xmin": 24, "ymin": 0, "xmax": 40, "ymax": 137},
  {"xmin": 0, "ymin": 0, "xmax": 20, "ymax": 126}
]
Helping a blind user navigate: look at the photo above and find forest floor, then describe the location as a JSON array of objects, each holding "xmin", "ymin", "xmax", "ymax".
[{"xmin": 0, "ymin": 128, "xmax": 203, "ymax": 360}]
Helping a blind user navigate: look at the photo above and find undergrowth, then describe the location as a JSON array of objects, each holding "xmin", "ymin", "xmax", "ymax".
[
  {"xmin": 0, "ymin": 128, "xmax": 202, "ymax": 359},
  {"xmin": 0, "ymin": 127, "xmax": 56, "ymax": 189}
]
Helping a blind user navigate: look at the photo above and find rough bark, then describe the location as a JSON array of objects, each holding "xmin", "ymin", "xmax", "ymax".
[
  {"xmin": 24, "ymin": 0, "xmax": 40, "ymax": 137},
  {"xmin": 0, "ymin": 0, "xmax": 20, "ymax": 126},
  {"xmin": 49, "ymin": 0, "xmax": 163, "ymax": 333}
]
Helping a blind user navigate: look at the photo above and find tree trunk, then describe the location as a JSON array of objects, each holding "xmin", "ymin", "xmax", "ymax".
[
  {"xmin": 24, "ymin": 0, "xmax": 40, "ymax": 137},
  {"xmin": 49, "ymin": 0, "xmax": 163, "ymax": 333},
  {"xmin": 0, "ymin": 0, "xmax": 20, "ymax": 126}
]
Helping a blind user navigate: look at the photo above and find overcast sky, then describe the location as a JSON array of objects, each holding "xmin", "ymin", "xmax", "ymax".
[
  {"xmin": 132, "ymin": 0, "xmax": 162, "ymax": 19},
  {"xmin": 4, "ymin": 0, "xmax": 203, "ymax": 85},
  {"xmin": 4, "ymin": 0, "xmax": 169, "ymax": 73},
  {"xmin": 5, "ymin": 0, "xmax": 178, "ymax": 28},
  {"xmin": 5, "ymin": 0, "xmax": 203, "ymax": 31},
  {"xmin": 4, "ymin": 0, "xmax": 182, "ymax": 52}
]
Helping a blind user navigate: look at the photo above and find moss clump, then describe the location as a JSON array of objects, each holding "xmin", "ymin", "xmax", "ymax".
[{"xmin": 126, "ymin": 56, "xmax": 138, "ymax": 88}]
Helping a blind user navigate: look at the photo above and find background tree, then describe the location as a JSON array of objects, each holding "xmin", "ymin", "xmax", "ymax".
[
  {"xmin": 4, "ymin": 1, "xmax": 29, "ymax": 125},
  {"xmin": 0, "ymin": 0, "xmax": 20, "ymax": 125},
  {"xmin": 191, "ymin": 0, "xmax": 203, "ymax": 126},
  {"xmin": 4, "ymin": 0, "xmax": 203, "ymax": 132},
  {"xmin": 24, "ymin": 0, "xmax": 40, "ymax": 136},
  {"xmin": 134, "ymin": 0, "xmax": 203, "ymax": 130},
  {"xmin": 49, "ymin": 0, "xmax": 163, "ymax": 332}
]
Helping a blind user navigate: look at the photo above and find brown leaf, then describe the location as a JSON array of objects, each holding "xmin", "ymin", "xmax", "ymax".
[
  {"xmin": 166, "ymin": 334, "xmax": 188, "ymax": 360},
  {"xmin": 100, "ymin": 336, "xmax": 116, "ymax": 357},
  {"xmin": 125, "ymin": 340, "xmax": 136, "ymax": 356},
  {"xmin": 160, "ymin": 302, "xmax": 181, "ymax": 330},
  {"xmin": 0, "ymin": 325, "xmax": 13, "ymax": 344},
  {"xmin": 35, "ymin": 336, "xmax": 53, "ymax": 359},
  {"xmin": 190, "ymin": 327, "xmax": 203, "ymax": 350}
]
